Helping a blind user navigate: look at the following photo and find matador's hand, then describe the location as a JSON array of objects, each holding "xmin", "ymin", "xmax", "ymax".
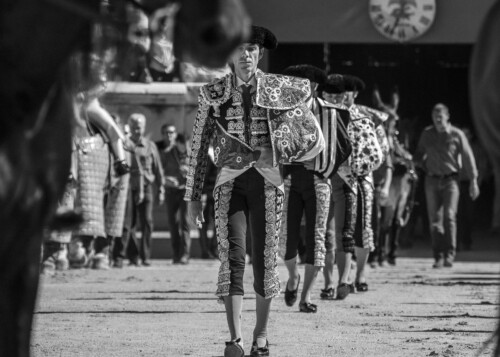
[{"xmin": 187, "ymin": 201, "xmax": 204, "ymax": 228}]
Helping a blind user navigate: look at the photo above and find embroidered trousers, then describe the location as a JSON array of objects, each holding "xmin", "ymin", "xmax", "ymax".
[
  {"xmin": 214, "ymin": 168, "xmax": 283, "ymax": 299},
  {"xmin": 280, "ymin": 165, "xmax": 330, "ymax": 267},
  {"xmin": 353, "ymin": 178, "xmax": 375, "ymax": 251},
  {"xmin": 325, "ymin": 174, "xmax": 375, "ymax": 254}
]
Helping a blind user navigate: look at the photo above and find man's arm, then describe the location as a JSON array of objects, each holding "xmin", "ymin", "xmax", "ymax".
[
  {"xmin": 151, "ymin": 143, "xmax": 165, "ymax": 186},
  {"xmin": 413, "ymin": 131, "xmax": 427, "ymax": 170},
  {"xmin": 459, "ymin": 131, "xmax": 480, "ymax": 200},
  {"xmin": 150, "ymin": 142, "xmax": 165, "ymax": 203}
]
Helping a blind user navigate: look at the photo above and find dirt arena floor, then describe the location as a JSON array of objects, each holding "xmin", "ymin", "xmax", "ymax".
[{"xmin": 32, "ymin": 240, "xmax": 500, "ymax": 357}]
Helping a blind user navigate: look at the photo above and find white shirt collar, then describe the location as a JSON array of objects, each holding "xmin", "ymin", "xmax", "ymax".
[{"xmin": 235, "ymin": 73, "xmax": 257, "ymax": 90}]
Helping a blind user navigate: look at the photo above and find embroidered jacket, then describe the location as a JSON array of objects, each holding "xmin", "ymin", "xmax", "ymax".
[
  {"xmin": 185, "ymin": 69, "xmax": 324, "ymax": 201},
  {"xmin": 337, "ymin": 104, "xmax": 389, "ymax": 189}
]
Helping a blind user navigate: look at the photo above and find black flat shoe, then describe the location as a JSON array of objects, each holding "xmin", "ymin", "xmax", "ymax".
[
  {"xmin": 320, "ymin": 287, "xmax": 335, "ymax": 300},
  {"xmin": 336, "ymin": 283, "xmax": 351, "ymax": 300},
  {"xmin": 224, "ymin": 338, "xmax": 244, "ymax": 357},
  {"xmin": 299, "ymin": 301, "xmax": 317, "ymax": 313},
  {"xmin": 284, "ymin": 274, "xmax": 300, "ymax": 307},
  {"xmin": 251, "ymin": 340, "xmax": 269, "ymax": 356},
  {"xmin": 355, "ymin": 281, "xmax": 368, "ymax": 292}
]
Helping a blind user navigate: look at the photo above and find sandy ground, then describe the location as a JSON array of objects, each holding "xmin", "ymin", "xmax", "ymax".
[{"xmin": 31, "ymin": 249, "xmax": 500, "ymax": 357}]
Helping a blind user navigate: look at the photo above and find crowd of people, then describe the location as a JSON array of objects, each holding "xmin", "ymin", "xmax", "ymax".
[{"xmin": 40, "ymin": 23, "xmax": 483, "ymax": 357}]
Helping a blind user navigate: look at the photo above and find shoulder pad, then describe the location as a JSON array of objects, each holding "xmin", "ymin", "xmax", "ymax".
[
  {"xmin": 317, "ymin": 98, "xmax": 349, "ymax": 112},
  {"xmin": 201, "ymin": 74, "xmax": 232, "ymax": 105},
  {"xmin": 255, "ymin": 70, "xmax": 311, "ymax": 110},
  {"xmin": 357, "ymin": 104, "xmax": 390, "ymax": 123}
]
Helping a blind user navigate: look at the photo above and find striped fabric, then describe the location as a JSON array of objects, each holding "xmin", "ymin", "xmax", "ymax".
[{"xmin": 313, "ymin": 98, "xmax": 346, "ymax": 179}]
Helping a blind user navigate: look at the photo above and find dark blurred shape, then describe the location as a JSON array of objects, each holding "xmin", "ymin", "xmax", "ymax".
[
  {"xmin": 173, "ymin": 0, "xmax": 251, "ymax": 68},
  {"xmin": 343, "ymin": 74, "xmax": 366, "ymax": 92},
  {"xmin": 324, "ymin": 74, "xmax": 346, "ymax": 94},
  {"xmin": 248, "ymin": 25, "xmax": 278, "ymax": 50},
  {"xmin": 469, "ymin": 1, "xmax": 500, "ymax": 355},
  {"xmin": 470, "ymin": 1, "xmax": 500, "ymax": 160},
  {"xmin": 282, "ymin": 64, "xmax": 326, "ymax": 85}
]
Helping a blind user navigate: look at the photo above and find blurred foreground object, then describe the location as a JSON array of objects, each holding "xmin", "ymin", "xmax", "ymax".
[
  {"xmin": 141, "ymin": 0, "xmax": 251, "ymax": 68},
  {"xmin": 469, "ymin": 0, "xmax": 500, "ymax": 355}
]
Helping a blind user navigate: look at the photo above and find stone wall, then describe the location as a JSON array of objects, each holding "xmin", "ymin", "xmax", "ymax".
[{"xmin": 101, "ymin": 82, "xmax": 203, "ymax": 142}]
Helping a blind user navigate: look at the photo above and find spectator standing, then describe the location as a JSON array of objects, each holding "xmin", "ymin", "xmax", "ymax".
[
  {"xmin": 162, "ymin": 134, "xmax": 191, "ymax": 264},
  {"xmin": 156, "ymin": 124, "xmax": 177, "ymax": 151},
  {"xmin": 125, "ymin": 113, "xmax": 165, "ymax": 266},
  {"xmin": 415, "ymin": 104, "xmax": 479, "ymax": 268}
]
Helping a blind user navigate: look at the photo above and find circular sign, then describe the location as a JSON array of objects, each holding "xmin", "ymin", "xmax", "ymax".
[{"xmin": 369, "ymin": 0, "xmax": 436, "ymax": 42}]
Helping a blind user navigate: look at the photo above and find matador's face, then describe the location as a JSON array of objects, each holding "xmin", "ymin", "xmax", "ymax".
[
  {"xmin": 230, "ymin": 43, "xmax": 263, "ymax": 78},
  {"xmin": 323, "ymin": 92, "xmax": 346, "ymax": 106}
]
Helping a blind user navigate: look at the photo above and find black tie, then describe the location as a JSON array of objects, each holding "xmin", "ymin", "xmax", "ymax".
[{"xmin": 240, "ymin": 85, "xmax": 253, "ymax": 144}]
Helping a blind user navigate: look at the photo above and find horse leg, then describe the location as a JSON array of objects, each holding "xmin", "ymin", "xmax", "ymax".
[{"xmin": 388, "ymin": 220, "xmax": 400, "ymax": 265}]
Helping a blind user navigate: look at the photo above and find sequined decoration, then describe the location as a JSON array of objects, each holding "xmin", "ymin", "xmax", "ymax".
[
  {"xmin": 342, "ymin": 180, "xmax": 358, "ymax": 254},
  {"xmin": 359, "ymin": 178, "xmax": 375, "ymax": 251},
  {"xmin": 214, "ymin": 180, "xmax": 234, "ymax": 298},
  {"xmin": 313, "ymin": 177, "xmax": 331, "ymax": 267},
  {"xmin": 263, "ymin": 180, "xmax": 284, "ymax": 299},
  {"xmin": 185, "ymin": 93, "xmax": 214, "ymax": 201},
  {"xmin": 278, "ymin": 175, "xmax": 292, "ymax": 259}
]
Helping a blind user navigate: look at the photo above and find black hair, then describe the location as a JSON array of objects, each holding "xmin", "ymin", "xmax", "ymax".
[{"xmin": 161, "ymin": 123, "xmax": 176, "ymax": 133}]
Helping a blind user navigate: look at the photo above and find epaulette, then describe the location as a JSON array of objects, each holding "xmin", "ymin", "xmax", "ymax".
[
  {"xmin": 201, "ymin": 73, "xmax": 232, "ymax": 105},
  {"xmin": 255, "ymin": 70, "xmax": 311, "ymax": 110},
  {"xmin": 317, "ymin": 98, "xmax": 349, "ymax": 112},
  {"xmin": 357, "ymin": 104, "xmax": 390, "ymax": 123}
]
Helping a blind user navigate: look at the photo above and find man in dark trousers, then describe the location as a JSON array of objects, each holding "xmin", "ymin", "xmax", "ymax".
[
  {"xmin": 123, "ymin": 113, "xmax": 165, "ymax": 266},
  {"xmin": 415, "ymin": 103, "xmax": 479, "ymax": 268},
  {"xmin": 162, "ymin": 134, "xmax": 191, "ymax": 264}
]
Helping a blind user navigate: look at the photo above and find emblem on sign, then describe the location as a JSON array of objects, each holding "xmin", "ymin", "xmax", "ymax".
[{"xmin": 369, "ymin": 0, "xmax": 436, "ymax": 42}]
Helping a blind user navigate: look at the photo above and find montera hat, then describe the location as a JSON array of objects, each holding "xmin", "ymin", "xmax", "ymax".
[
  {"xmin": 282, "ymin": 64, "xmax": 327, "ymax": 85},
  {"xmin": 322, "ymin": 74, "xmax": 346, "ymax": 94},
  {"xmin": 248, "ymin": 25, "xmax": 278, "ymax": 50},
  {"xmin": 344, "ymin": 75, "xmax": 366, "ymax": 92}
]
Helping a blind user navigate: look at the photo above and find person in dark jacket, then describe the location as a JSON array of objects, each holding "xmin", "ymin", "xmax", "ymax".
[{"xmin": 162, "ymin": 134, "xmax": 191, "ymax": 264}]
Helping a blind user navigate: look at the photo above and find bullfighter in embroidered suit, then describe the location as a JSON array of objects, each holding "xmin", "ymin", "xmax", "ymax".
[
  {"xmin": 323, "ymin": 74, "xmax": 389, "ymax": 300},
  {"xmin": 344, "ymin": 75, "xmax": 390, "ymax": 294},
  {"xmin": 278, "ymin": 65, "xmax": 349, "ymax": 313},
  {"xmin": 185, "ymin": 26, "xmax": 324, "ymax": 357}
]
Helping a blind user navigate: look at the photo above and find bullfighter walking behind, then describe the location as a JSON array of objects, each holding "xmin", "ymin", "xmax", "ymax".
[
  {"xmin": 185, "ymin": 26, "xmax": 323, "ymax": 357},
  {"xmin": 279, "ymin": 65, "xmax": 349, "ymax": 312}
]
